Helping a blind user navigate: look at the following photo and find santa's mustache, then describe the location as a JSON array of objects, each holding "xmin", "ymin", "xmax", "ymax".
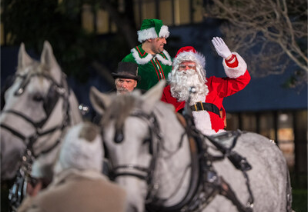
[{"xmin": 169, "ymin": 69, "xmax": 208, "ymax": 102}]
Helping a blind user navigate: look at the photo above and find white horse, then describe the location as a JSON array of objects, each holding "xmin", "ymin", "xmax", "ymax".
[
  {"xmin": 0, "ymin": 41, "xmax": 82, "ymax": 208},
  {"xmin": 90, "ymin": 80, "xmax": 292, "ymax": 212}
]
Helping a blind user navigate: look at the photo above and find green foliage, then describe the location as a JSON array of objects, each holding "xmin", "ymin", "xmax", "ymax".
[
  {"xmin": 292, "ymin": 189, "xmax": 307, "ymax": 212},
  {"xmin": 1, "ymin": 0, "xmax": 129, "ymax": 82},
  {"xmin": 291, "ymin": 172, "xmax": 307, "ymax": 212}
]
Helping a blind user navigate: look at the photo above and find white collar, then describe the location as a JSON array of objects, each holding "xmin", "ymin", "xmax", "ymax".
[{"xmin": 131, "ymin": 47, "xmax": 172, "ymax": 65}]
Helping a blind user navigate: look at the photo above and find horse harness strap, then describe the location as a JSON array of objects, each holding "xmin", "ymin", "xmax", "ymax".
[
  {"xmin": 109, "ymin": 111, "xmax": 160, "ymax": 188},
  {"xmin": 3, "ymin": 72, "xmax": 72, "ymax": 211},
  {"xmin": 1, "ymin": 72, "xmax": 71, "ymax": 156},
  {"xmin": 190, "ymin": 102, "xmax": 220, "ymax": 116},
  {"xmin": 146, "ymin": 113, "xmax": 206, "ymax": 212},
  {"xmin": 149, "ymin": 113, "xmax": 254, "ymax": 212},
  {"xmin": 108, "ymin": 109, "xmax": 254, "ymax": 212},
  {"xmin": 0, "ymin": 123, "xmax": 28, "ymax": 142},
  {"xmin": 203, "ymin": 131, "xmax": 254, "ymax": 212}
]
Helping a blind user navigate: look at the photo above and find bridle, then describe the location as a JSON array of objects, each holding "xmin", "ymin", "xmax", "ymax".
[
  {"xmin": 1, "ymin": 72, "xmax": 70, "ymax": 156},
  {"xmin": 107, "ymin": 110, "xmax": 161, "ymax": 201},
  {"xmin": 1, "ymin": 72, "xmax": 71, "ymax": 211},
  {"xmin": 106, "ymin": 109, "xmax": 202, "ymax": 209},
  {"xmin": 105, "ymin": 105, "xmax": 255, "ymax": 212}
]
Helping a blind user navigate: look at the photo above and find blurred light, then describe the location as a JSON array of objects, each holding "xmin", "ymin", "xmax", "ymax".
[{"xmin": 279, "ymin": 113, "xmax": 288, "ymax": 122}]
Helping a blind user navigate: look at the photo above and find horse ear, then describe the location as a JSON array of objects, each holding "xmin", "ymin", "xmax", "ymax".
[
  {"xmin": 17, "ymin": 43, "xmax": 33, "ymax": 72},
  {"xmin": 141, "ymin": 80, "xmax": 166, "ymax": 113},
  {"xmin": 41, "ymin": 41, "xmax": 61, "ymax": 84},
  {"xmin": 90, "ymin": 86, "xmax": 113, "ymax": 115}
]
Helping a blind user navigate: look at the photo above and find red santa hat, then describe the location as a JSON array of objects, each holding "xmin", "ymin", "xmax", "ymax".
[{"xmin": 173, "ymin": 46, "xmax": 206, "ymax": 68}]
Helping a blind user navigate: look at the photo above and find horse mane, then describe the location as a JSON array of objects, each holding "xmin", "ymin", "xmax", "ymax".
[
  {"xmin": 79, "ymin": 122, "xmax": 100, "ymax": 142},
  {"xmin": 18, "ymin": 60, "xmax": 48, "ymax": 76},
  {"xmin": 101, "ymin": 94, "xmax": 138, "ymax": 131}
]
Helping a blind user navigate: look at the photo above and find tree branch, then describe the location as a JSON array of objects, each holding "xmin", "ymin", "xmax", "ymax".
[{"xmin": 205, "ymin": 0, "xmax": 308, "ymax": 77}]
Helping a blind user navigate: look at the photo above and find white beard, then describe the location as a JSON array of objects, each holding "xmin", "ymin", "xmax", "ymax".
[{"xmin": 169, "ymin": 69, "xmax": 208, "ymax": 104}]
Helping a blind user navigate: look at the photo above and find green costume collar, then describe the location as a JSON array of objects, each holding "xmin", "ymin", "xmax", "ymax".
[{"xmin": 131, "ymin": 45, "xmax": 172, "ymax": 65}]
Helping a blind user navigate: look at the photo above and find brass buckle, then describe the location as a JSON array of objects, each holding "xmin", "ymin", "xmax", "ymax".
[{"xmin": 200, "ymin": 101, "xmax": 204, "ymax": 110}]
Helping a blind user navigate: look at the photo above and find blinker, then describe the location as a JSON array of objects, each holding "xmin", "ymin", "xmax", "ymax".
[{"xmin": 15, "ymin": 88, "xmax": 24, "ymax": 96}]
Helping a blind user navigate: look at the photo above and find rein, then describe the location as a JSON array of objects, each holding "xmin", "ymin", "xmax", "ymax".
[{"xmin": 1, "ymin": 72, "xmax": 71, "ymax": 211}]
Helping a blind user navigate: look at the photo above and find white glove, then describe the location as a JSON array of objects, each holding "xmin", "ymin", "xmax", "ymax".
[{"xmin": 212, "ymin": 37, "xmax": 232, "ymax": 59}]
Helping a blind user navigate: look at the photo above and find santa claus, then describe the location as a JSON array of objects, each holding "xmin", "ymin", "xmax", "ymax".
[{"xmin": 161, "ymin": 37, "xmax": 251, "ymax": 135}]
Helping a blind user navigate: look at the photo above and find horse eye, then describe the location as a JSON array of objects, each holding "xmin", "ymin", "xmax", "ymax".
[{"xmin": 32, "ymin": 93, "xmax": 44, "ymax": 102}]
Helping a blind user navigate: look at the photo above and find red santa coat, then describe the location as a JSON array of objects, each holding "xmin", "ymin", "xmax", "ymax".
[{"xmin": 161, "ymin": 53, "xmax": 251, "ymax": 133}]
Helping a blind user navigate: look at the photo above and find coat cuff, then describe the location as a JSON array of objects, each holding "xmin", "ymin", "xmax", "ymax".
[{"xmin": 223, "ymin": 52, "xmax": 247, "ymax": 78}]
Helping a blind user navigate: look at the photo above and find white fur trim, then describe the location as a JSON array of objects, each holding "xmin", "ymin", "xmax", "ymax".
[
  {"xmin": 192, "ymin": 111, "xmax": 213, "ymax": 135},
  {"xmin": 131, "ymin": 48, "xmax": 153, "ymax": 64},
  {"xmin": 155, "ymin": 50, "xmax": 172, "ymax": 65},
  {"xmin": 223, "ymin": 52, "xmax": 247, "ymax": 78},
  {"xmin": 131, "ymin": 48, "xmax": 172, "ymax": 65},
  {"xmin": 138, "ymin": 28, "xmax": 157, "ymax": 43},
  {"xmin": 173, "ymin": 51, "xmax": 206, "ymax": 68},
  {"xmin": 159, "ymin": 25, "xmax": 170, "ymax": 38},
  {"xmin": 137, "ymin": 25, "xmax": 170, "ymax": 43}
]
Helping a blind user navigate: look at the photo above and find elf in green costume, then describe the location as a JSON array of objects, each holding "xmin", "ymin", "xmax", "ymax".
[{"xmin": 122, "ymin": 19, "xmax": 172, "ymax": 91}]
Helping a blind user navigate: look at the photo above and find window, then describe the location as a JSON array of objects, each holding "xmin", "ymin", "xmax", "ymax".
[
  {"xmin": 82, "ymin": 0, "xmax": 204, "ymax": 35},
  {"xmin": 82, "ymin": 4, "xmax": 94, "ymax": 33},
  {"xmin": 174, "ymin": 0, "xmax": 190, "ymax": 25},
  {"xmin": 142, "ymin": 0, "xmax": 156, "ymax": 20},
  {"xmin": 192, "ymin": 0, "xmax": 203, "ymax": 23},
  {"xmin": 96, "ymin": 9, "xmax": 109, "ymax": 34},
  {"xmin": 1, "ymin": 23, "xmax": 4, "ymax": 45},
  {"xmin": 82, "ymin": 4, "xmax": 116, "ymax": 34},
  {"xmin": 241, "ymin": 113, "xmax": 257, "ymax": 132},
  {"xmin": 294, "ymin": 110, "xmax": 307, "ymax": 173},
  {"xmin": 160, "ymin": 0, "xmax": 173, "ymax": 25},
  {"xmin": 225, "ymin": 113, "xmax": 239, "ymax": 131},
  {"xmin": 259, "ymin": 112, "xmax": 275, "ymax": 140},
  {"xmin": 277, "ymin": 112, "xmax": 294, "ymax": 168}
]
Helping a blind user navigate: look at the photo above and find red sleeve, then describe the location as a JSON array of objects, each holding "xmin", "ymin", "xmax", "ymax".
[
  {"xmin": 209, "ymin": 70, "xmax": 251, "ymax": 98},
  {"xmin": 225, "ymin": 54, "xmax": 239, "ymax": 68}
]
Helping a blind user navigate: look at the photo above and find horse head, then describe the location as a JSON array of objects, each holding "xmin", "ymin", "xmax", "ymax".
[
  {"xmin": 90, "ymin": 81, "xmax": 192, "ymax": 212},
  {"xmin": 0, "ymin": 41, "xmax": 82, "ymax": 181}
]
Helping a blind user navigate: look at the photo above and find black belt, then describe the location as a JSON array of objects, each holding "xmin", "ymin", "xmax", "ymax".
[{"xmin": 190, "ymin": 102, "xmax": 220, "ymax": 116}]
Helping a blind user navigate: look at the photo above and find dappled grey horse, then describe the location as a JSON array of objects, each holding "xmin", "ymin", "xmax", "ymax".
[
  {"xmin": 0, "ymin": 42, "xmax": 82, "ymax": 209},
  {"xmin": 90, "ymin": 80, "xmax": 292, "ymax": 212}
]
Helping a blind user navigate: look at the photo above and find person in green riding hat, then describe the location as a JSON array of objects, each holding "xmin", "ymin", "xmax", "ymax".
[{"xmin": 122, "ymin": 19, "xmax": 172, "ymax": 91}]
